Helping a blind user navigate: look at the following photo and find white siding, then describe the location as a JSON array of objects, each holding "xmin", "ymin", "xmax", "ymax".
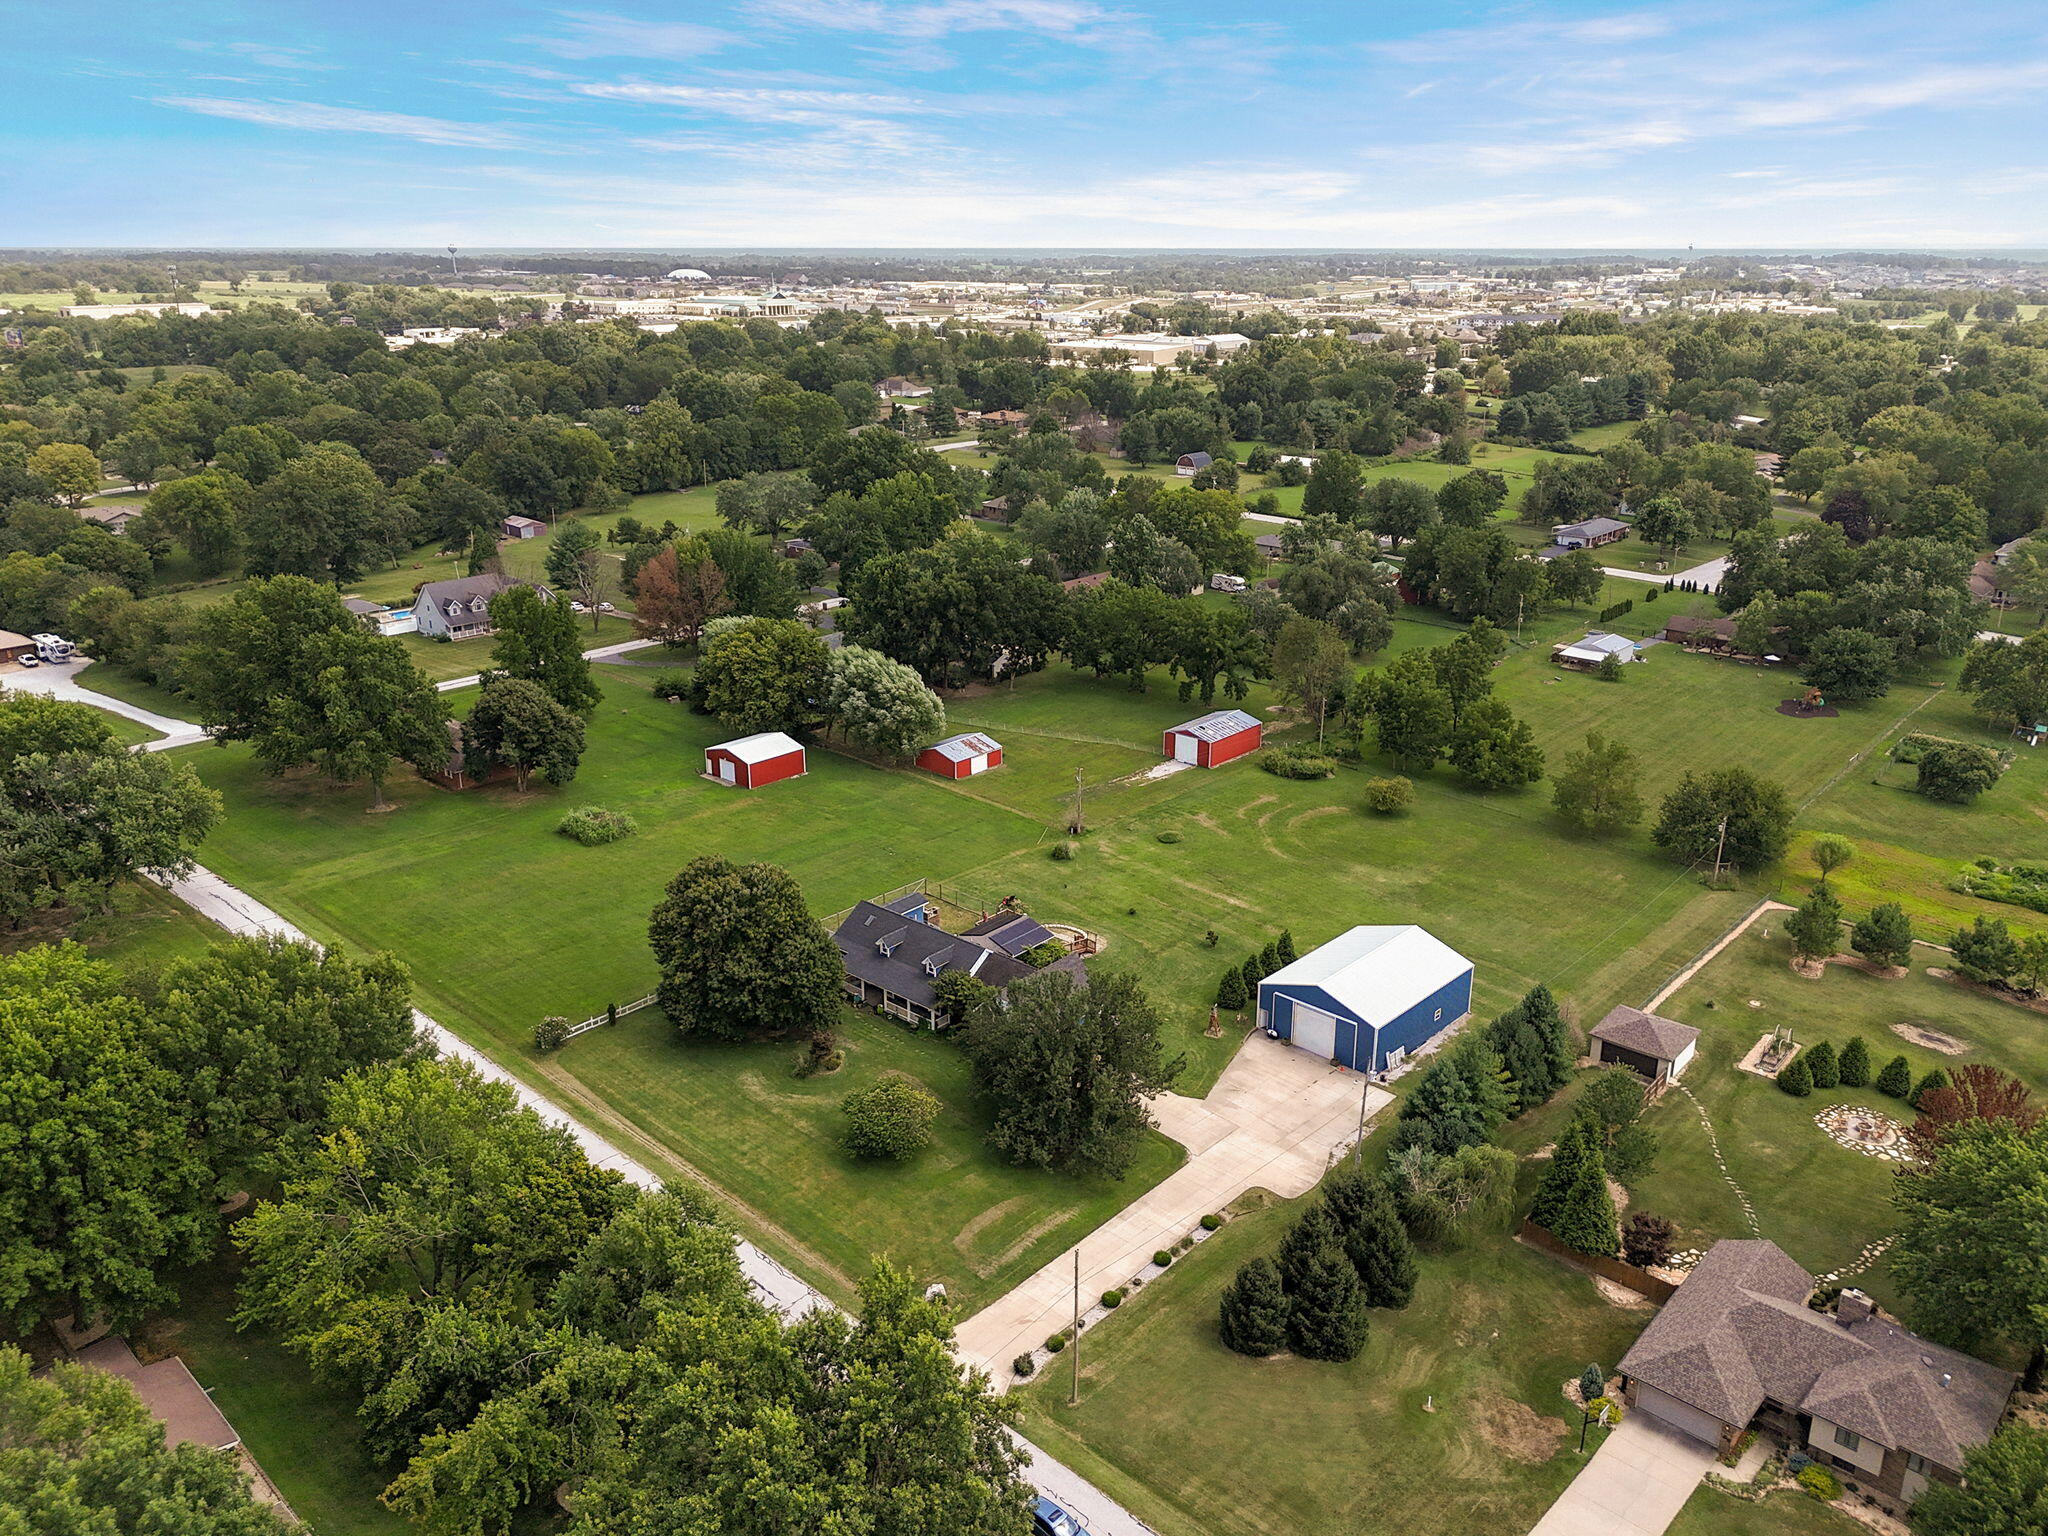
[{"xmin": 1809, "ymin": 1416, "xmax": 1887, "ymax": 1478}]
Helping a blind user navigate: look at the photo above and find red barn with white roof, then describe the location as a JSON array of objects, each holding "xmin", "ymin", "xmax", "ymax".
[
  {"xmin": 705, "ymin": 731, "xmax": 807, "ymax": 788},
  {"xmin": 917, "ymin": 732, "xmax": 1003, "ymax": 779},
  {"xmin": 1161, "ymin": 709, "xmax": 1262, "ymax": 768}
]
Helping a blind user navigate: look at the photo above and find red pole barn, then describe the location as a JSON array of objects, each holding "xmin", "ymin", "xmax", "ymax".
[
  {"xmin": 917, "ymin": 732, "xmax": 1003, "ymax": 779},
  {"xmin": 704, "ymin": 732, "xmax": 807, "ymax": 788},
  {"xmin": 1161, "ymin": 709, "xmax": 1262, "ymax": 768}
]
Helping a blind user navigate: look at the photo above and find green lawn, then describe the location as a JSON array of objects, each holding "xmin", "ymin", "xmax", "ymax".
[
  {"xmin": 1631, "ymin": 927, "xmax": 2048, "ymax": 1304},
  {"xmin": 1012, "ymin": 1189, "xmax": 1648, "ymax": 1536},
  {"xmin": 66, "ymin": 661, "xmax": 194, "ymax": 723},
  {"xmin": 543, "ymin": 1005, "xmax": 1181, "ymax": 1308},
  {"xmin": 0, "ymin": 877, "xmax": 221, "ymax": 974},
  {"xmin": 1668, "ymin": 1485, "xmax": 1865, "ymax": 1535},
  {"xmin": 1569, "ymin": 421, "xmax": 1641, "ymax": 451},
  {"xmin": 138, "ymin": 1248, "xmax": 412, "ymax": 1536}
]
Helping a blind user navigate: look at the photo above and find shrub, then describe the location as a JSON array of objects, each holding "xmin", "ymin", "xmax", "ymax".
[
  {"xmin": 1875, "ymin": 1054, "xmax": 1913, "ymax": 1098},
  {"xmin": 1838, "ymin": 1036, "xmax": 1871, "ymax": 1088},
  {"xmin": 1621, "ymin": 1211, "xmax": 1675, "ymax": 1269},
  {"xmin": 1579, "ymin": 1363, "xmax": 1606, "ymax": 1404},
  {"xmin": 1587, "ymin": 1395, "xmax": 1625, "ymax": 1424},
  {"xmin": 1910, "ymin": 1067, "xmax": 1948, "ymax": 1107},
  {"xmin": 1363, "ymin": 775, "xmax": 1413, "ymax": 814},
  {"xmin": 1050, "ymin": 839, "xmax": 1078, "ymax": 861},
  {"xmin": 1020, "ymin": 938, "xmax": 1070, "ymax": 967},
  {"xmin": 1805, "ymin": 1039, "xmax": 1839, "ymax": 1090},
  {"xmin": 533, "ymin": 1014, "xmax": 571, "ymax": 1052},
  {"xmin": 1258, "ymin": 744, "xmax": 1338, "ymax": 780},
  {"xmin": 1012, "ymin": 1353, "xmax": 1036, "ymax": 1379},
  {"xmin": 557, "ymin": 806, "xmax": 638, "ymax": 845},
  {"xmin": 1201, "ymin": 1213, "xmax": 1223, "ymax": 1231},
  {"xmin": 1778, "ymin": 1054, "xmax": 1813, "ymax": 1097},
  {"xmin": 1796, "ymin": 1465, "xmax": 1841, "ymax": 1501},
  {"xmin": 1045, "ymin": 1332, "xmax": 1067, "ymax": 1353},
  {"xmin": 647, "ymin": 669, "xmax": 691, "ymax": 700},
  {"xmin": 1152, "ymin": 1249, "xmax": 1173, "ymax": 1268},
  {"xmin": 1100, "ymin": 1289, "xmax": 1124, "ymax": 1308},
  {"xmin": 1916, "ymin": 739, "xmax": 2009, "ymax": 804},
  {"xmin": 839, "ymin": 1076, "xmax": 941, "ymax": 1160},
  {"xmin": 1596, "ymin": 651, "xmax": 1625, "ymax": 682}
]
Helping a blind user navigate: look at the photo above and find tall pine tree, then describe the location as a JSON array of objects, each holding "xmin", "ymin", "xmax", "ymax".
[
  {"xmin": 1218, "ymin": 1256, "xmax": 1289, "ymax": 1357},
  {"xmin": 1391, "ymin": 1033, "xmax": 1513, "ymax": 1156},
  {"xmin": 1284, "ymin": 1239, "xmax": 1371, "ymax": 1362},
  {"xmin": 1323, "ymin": 1170, "xmax": 1417, "ymax": 1310},
  {"xmin": 1277, "ymin": 1205, "xmax": 1341, "ymax": 1296}
]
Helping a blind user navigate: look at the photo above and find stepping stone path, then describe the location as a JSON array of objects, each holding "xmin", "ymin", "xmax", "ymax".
[
  {"xmin": 1672, "ymin": 1080, "xmax": 1761, "ymax": 1237},
  {"xmin": 1817, "ymin": 1236, "xmax": 1895, "ymax": 1288}
]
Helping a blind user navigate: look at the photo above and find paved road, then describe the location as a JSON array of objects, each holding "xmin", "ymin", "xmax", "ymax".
[
  {"xmin": 434, "ymin": 634, "xmax": 662, "ymax": 692},
  {"xmin": 957, "ymin": 1034, "xmax": 1385, "ymax": 1380},
  {"xmin": 0, "ymin": 659, "xmax": 208, "ymax": 749},
  {"xmin": 146, "ymin": 859, "xmax": 1159, "ymax": 1536},
  {"xmin": 1527, "ymin": 1415, "xmax": 1715, "ymax": 1536}
]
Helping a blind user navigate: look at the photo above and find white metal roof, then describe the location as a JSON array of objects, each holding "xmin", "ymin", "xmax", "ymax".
[
  {"xmin": 1167, "ymin": 709, "xmax": 1260, "ymax": 743},
  {"xmin": 927, "ymin": 732, "xmax": 1001, "ymax": 762},
  {"xmin": 709, "ymin": 731, "xmax": 804, "ymax": 764},
  {"xmin": 1260, "ymin": 925, "xmax": 1470, "ymax": 1027}
]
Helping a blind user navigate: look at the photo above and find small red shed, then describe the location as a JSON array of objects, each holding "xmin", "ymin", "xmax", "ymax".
[
  {"xmin": 705, "ymin": 731, "xmax": 807, "ymax": 788},
  {"xmin": 917, "ymin": 732, "xmax": 1003, "ymax": 779},
  {"xmin": 1162, "ymin": 709, "xmax": 1262, "ymax": 768}
]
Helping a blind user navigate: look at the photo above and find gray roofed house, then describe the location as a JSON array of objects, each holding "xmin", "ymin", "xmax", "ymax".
[
  {"xmin": 833, "ymin": 899, "xmax": 1084, "ymax": 1027},
  {"xmin": 413, "ymin": 572, "xmax": 555, "ymax": 640},
  {"xmin": 1550, "ymin": 516, "xmax": 1629, "ymax": 549},
  {"xmin": 1589, "ymin": 1004, "xmax": 1699, "ymax": 1080},
  {"xmin": 1619, "ymin": 1239, "xmax": 2016, "ymax": 1513},
  {"xmin": 1254, "ymin": 533, "xmax": 1286, "ymax": 561}
]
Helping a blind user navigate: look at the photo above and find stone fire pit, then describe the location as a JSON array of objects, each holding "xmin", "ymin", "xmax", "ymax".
[{"xmin": 1815, "ymin": 1104, "xmax": 1915, "ymax": 1162}]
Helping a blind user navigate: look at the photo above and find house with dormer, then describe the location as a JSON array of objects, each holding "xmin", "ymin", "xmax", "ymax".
[
  {"xmin": 831, "ymin": 895, "xmax": 1085, "ymax": 1027},
  {"xmin": 413, "ymin": 573, "xmax": 555, "ymax": 641}
]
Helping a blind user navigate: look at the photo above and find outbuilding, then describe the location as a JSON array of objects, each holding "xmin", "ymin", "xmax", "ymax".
[
  {"xmin": 1589, "ymin": 1004, "xmax": 1699, "ymax": 1081},
  {"xmin": 502, "ymin": 515, "xmax": 546, "ymax": 539},
  {"xmin": 0, "ymin": 630, "xmax": 37, "ymax": 665},
  {"xmin": 1175, "ymin": 450, "xmax": 1214, "ymax": 476},
  {"xmin": 918, "ymin": 732, "xmax": 1003, "ymax": 779},
  {"xmin": 1162, "ymin": 708, "xmax": 1262, "ymax": 768},
  {"xmin": 1258, "ymin": 925, "xmax": 1474, "ymax": 1074},
  {"xmin": 1553, "ymin": 631, "xmax": 1639, "ymax": 669},
  {"xmin": 705, "ymin": 731, "xmax": 807, "ymax": 788}
]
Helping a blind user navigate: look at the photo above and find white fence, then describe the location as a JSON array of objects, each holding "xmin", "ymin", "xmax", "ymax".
[{"xmin": 560, "ymin": 992, "xmax": 657, "ymax": 1041}]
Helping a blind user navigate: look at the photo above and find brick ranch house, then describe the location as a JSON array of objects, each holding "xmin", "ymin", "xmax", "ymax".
[
  {"xmin": 832, "ymin": 893, "xmax": 1084, "ymax": 1028},
  {"xmin": 1619, "ymin": 1239, "xmax": 2017, "ymax": 1515}
]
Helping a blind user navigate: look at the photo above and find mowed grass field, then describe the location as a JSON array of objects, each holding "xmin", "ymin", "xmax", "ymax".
[
  {"xmin": 1669, "ymin": 1487, "xmax": 1865, "ymax": 1535},
  {"xmin": 1011, "ymin": 1180, "xmax": 1649, "ymax": 1536},
  {"xmin": 1630, "ymin": 927, "xmax": 2048, "ymax": 1304}
]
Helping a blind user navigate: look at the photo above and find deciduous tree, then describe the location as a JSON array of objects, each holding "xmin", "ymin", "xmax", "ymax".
[
  {"xmin": 823, "ymin": 644, "xmax": 946, "ymax": 759},
  {"xmin": 463, "ymin": 675, "xmax": 586, "ymax": 789},
  {"xmin": 647, "ymin": 856, "xmax": 843, "ymax": 1044},
  {"xmin": 1551, "ymin": 731, "xmax": 1644, "ymax": 836}
]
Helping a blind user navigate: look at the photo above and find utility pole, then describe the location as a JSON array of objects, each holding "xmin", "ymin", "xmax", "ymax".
[
  {"xmin": 1710, "ymin": 815, "xmax": 1729, "ymax": 886},
  {"xmin": 1351, "ymin": 1060, "xmax": 1374, "ymax": 1167},
  {"xmin": 1069, "ymin": 1248, "xmax": 1081, "ymax": 1406},
  {"xmin": 1515, "ymin": 592, "xmax": 1525, "ymax": 644},
  {"xmin": 1066, "ymin": 768, "xmax": 1087, "ymax": 837}
]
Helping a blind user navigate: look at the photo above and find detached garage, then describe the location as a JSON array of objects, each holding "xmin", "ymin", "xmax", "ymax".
[
  {"xmin": 1162, "ymin": 709, "xmax": 1263, "ymax": 769},
  {"xmin": 918, "ymin": 732, "xmax": 1003, "ymax": 779},
  {"xmin": 1257, "ymin": 925, "xmax": 1473, "ymax": 1074},
  {"xmin": 705, "ymin": 731, "xmax": 807, "ymax": 788}
]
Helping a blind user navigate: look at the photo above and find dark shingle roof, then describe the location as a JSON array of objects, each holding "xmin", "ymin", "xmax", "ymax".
[
  {"xmin": 1591, "ymin": 1005, "xmax": 1699, "ymax": 1062},
  {"xmin": 417, "ymin": 572, "xmax": 549, "ymax": 612},
  {"xmin": 833, "ymin": 900, "xmax": 1034, "ymax": 1011},
  {"xmin": 1620, "ymin": 1240, "xmax": 2016, "ymax": 1468}
]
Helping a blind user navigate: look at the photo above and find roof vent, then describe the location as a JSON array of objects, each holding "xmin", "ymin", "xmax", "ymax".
[{"xmin": 1940, "ymin": 1372, "xmax": 1952, "ymax": 1390}]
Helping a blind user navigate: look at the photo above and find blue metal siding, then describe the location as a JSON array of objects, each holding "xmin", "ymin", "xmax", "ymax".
[
  {"xmin": 1374, "ymin": 968, "xmax": 1473, "ymax": 1068},
  {"xmin": 1259, "ymin": 983, "xmax": 1374, "ymax": 1070}
]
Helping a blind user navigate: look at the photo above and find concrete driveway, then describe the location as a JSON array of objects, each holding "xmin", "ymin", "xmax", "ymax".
[
  {"xmin": 954, "ymin": 1032, "xmax": 1387, "ymax": 1378},
  {"xmin": 1528, "ymin": 1415, "xmax": 1716, "ymax": 1536}
]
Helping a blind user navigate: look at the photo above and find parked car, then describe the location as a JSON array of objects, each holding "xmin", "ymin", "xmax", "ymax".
[
  {"xmin": 16, "ymin": 655, "xmax": 39, "ymax": 668},
  {"xmin": 1033, "ymin": 1495, "xmax": 1089, "ymax": 1536}
]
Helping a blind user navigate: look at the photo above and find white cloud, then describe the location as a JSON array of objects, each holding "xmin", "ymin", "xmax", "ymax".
[
  {"xmin": 750, "ymin": 0, "xmax": 1127, "ymax": 44},
  {"xmin": 153, "ymin": 96, "xmax": 528, "ymax": 149},
  {"xmin": 531, "ymin": 12, "xmax": 740, "ymax": 61}
]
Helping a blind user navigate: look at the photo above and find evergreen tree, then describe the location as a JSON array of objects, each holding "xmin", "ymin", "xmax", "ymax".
[
  {"xmin": 1284, "ymin": 1239, "xmax": 1371, "ymax": 1363},
  {"xmin": 1218, "ymin": 1256, "xmax": 1290, "ymax": 1357},
  {"xmin": 1259, "ymin": 942, "xmax": 1281, "ymax": 977},
  {"xmin": 1240, "ymin": 954, "xmax": 1263, "ymax": 999},
  {"xmin": 1838, "ymin": 1036, "xmax": 1871, "ymax": 1088},
  {"xmin": 1911, "ymin": 1068, "xmax": 1949, "ymax": 1107},
  {"xmin": 1216, "ymin": 967, "xmax": 1249, "ymax": 1013},
  {"xmin": 1276, "ymin": 929, "xmax": 1298, "ymax": 966},
  {"xmin": 1277, "ymin": 1205, "xmax": 1340, "ymax": 1297},
  {"xmin": 1523, "ymin": 983, "xmax": 1576, "ymax": 1093},
  {"xmin": 1778, "ymin": 1054, "xmax": 1813, "ymax": 1097},
  {"xmin": 1805, "ymin": 1039, "xmax": 1840, "ymax": 1090},
  {"xmin": 1579, "ymin": 1363, "xmax": 1606, "ymax": 1404},
  {"xmin": 1324, "ymin": 1171, "xmax": 1417, "ymax": 1309},
  {"xmin": 1876, "ymin": 1055, "xmax": 1914, "ymax": 1098},
  {"xmin": 1849, "ymin": 902, "xmax": 1915, "ymax": 969},
  {"xmin": 1391, "ymin": 1033, "xmax": 1513, "ymax": 1156},
  {"xmin": 1483, "ymin": 1003, "xmax": 1549, "ymax": 1111},
  {"xmin": 1534, "ymin": 1116, "xmax": 1619, "ymax": 1256},
  {"xmin": 1785, "ymin": 885, "xmax": 1845, "ymax": 961}
]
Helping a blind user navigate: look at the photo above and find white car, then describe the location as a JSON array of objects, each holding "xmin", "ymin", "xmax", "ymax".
[{"xmin": 16, "ymin": 655, "xmax": 39, "ymax": 668}]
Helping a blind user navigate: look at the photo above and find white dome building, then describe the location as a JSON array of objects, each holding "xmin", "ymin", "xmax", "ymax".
[{"xmin": 665, "ymin": 268, "xmax": 711, "ymax": 282}]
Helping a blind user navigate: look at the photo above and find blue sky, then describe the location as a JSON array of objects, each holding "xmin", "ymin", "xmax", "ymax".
[{"xmin": 16, "ymin": 0, "xmax": 2048, "ymax": 248}]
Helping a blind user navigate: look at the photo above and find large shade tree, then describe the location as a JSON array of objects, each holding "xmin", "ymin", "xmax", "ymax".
[{"xmin": 647, "ymin": 856, "xmax": 843, "ymax": 1043}]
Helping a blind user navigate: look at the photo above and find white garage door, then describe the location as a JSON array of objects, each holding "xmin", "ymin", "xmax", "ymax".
[
  {"xmin": 1289, "ymin": 1003, "xmax": 1338, "ymax": 1061},
  {"xmin": 967, "ymin": 753, "xmax": 989, "ymax": 775},
  {"xmin": 1635, "ymin": 1384, "xmax": 1726, "ymax": 1448},
  {"xmin": 1172, "ymin": 732, "xmax": 1198, "ymax": 763}
]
